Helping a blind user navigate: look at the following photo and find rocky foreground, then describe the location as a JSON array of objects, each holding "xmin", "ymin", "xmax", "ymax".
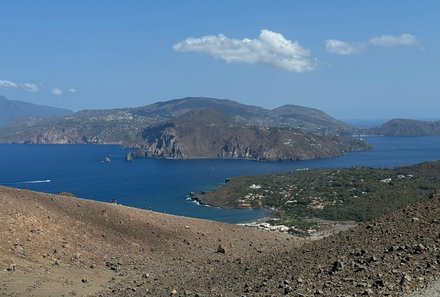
[{"xmin": 1, "ymin": 186, "xmax": 439, "ymax": 296}]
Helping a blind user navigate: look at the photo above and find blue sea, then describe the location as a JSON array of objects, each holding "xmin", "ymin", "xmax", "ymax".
[{"xmin": 1, "ymin": 136, "xmax": 440, "ymax": 223}]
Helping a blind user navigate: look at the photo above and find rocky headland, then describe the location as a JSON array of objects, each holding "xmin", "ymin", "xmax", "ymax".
[{"xmin": 135, "ymin": 109, "xmax": 370, "ymax": 161}]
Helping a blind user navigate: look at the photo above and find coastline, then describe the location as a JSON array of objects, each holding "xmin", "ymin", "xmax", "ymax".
[{"xmin": 188, "ymin": 190, "xmax": 358, "ymax": 237}]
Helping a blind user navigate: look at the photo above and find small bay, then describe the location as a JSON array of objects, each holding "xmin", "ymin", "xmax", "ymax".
[{"xmin": 1, "ymin": 136, "xmax": 440, "ymax": 223}]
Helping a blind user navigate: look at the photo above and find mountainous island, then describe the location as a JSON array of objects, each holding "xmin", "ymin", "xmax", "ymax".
[
  {"xmin": 2, "ymin": 96, "xmax": 438, "ymax": 161},
  {"xmin": 0, "ymin": 95, "xmax": 72, "ymax": 127},
  {"xmin": 0, "ymin": 97, "xmax": 370, "ymax": 161},
  {"xmin": 367, "ymin": 118, "xmax": 440, "ymax": 136}
]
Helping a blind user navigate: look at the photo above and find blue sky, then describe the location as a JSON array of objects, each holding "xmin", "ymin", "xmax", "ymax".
[{"xmin": 0, "ymin": 1, "xmax": 439, "ymax": 120}]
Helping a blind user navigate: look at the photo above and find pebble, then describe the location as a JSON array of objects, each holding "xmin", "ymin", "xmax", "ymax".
[
  {"xmin": 283, "ymin": 284, "xmax": 293, "ymax": 294},
  {"xmin": 217, "ymin": 244, "xmax": 226, "ymax": 254},
  {"xmin": 332, "ymin": 260, "xmax": 344, "ymax": 273},
  {"xmin": 401, "ymin": 274, "xmax": 412, "ymax": 285}
]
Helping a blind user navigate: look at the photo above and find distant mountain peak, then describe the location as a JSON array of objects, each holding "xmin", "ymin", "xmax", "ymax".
[{"xmin": 0, "ymin": 96, "xmax": 73, "ymax": 127}]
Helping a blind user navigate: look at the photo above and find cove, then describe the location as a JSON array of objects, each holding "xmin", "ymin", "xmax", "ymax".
[{"xmin": 1, "ymin": 136, "xmax": 440, "ymax": 223}]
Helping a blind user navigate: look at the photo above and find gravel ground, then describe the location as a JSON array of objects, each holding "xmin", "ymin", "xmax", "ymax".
[
  {"xmin": 406, "ymin": 279, "xmax": 440, "ymax": 297},
  {"xmin": 1, "ymin": 186, "xmax": 439, "ymax": 296}
]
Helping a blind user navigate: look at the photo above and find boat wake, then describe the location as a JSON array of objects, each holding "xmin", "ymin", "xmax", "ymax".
[{"xmin": 1, "ymin": 179, "xmax": 52, "ymax": 185}]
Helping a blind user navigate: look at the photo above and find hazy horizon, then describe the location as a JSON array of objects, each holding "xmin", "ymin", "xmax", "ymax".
[{"xmin": 1, "ymin": 1, "xmax": 439, "ymax": 120}]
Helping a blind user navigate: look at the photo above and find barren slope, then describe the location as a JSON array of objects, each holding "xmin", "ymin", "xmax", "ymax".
[
  {"xmin": 1, "ymin": 186, "xmax": 439, "ymax": 296},
  {"xmin": 0, "ymin": 186, "xmax": 295, "ymax": 296}
]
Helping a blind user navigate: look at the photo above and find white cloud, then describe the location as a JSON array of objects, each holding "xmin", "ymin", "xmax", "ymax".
[
  {"xmin": 0, "ymin": 80, "xmax": 18, "ymax": 88},
  {"xmin": 369, "ymin": 34, "xmax": 419, "ymax": 48},
  {"xmin": 0, "ymin": 80, "xmax": 39, "ymax": 92},
  {"xmin": 50, "ymin": 88, "xmax": 63, "ymax": 96},
  {"xmin": 173, "ymin": 29, "xmax": 316, "ymax": 72},
  {"xmin": 326, "ymin": 34, "xmax": 421, "ymax": 55},
  {"xmin": 325, "ymin": 40, "xmax": 363, "ymax": 55},
  {"xmin": 20, "ymin": 83, "xmax": 39, "ymax": 92},
  {"xmin": 0, "ymin": 80, "xmax": 74, "ymax": 95}
]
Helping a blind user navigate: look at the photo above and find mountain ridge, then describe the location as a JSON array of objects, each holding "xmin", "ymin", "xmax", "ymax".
[
  {"xmin": 366, "ymin": 118, "xmax": 440, "ymax": 136},
  {"xmin": 0, "ymin": 97, "xmax": 357, "ymax": 146},
  {"xmin": 0, "ymin": 95, "xmax": 73, "ymax": 127}
]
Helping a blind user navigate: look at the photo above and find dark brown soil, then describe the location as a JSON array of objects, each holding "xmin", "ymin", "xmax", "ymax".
[{"xmin": 1, "ymin": 186, "xmax": 439, "ymax": 296}]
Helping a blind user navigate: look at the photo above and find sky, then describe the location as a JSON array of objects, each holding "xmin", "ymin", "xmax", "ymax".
[{"xmin": 0, "ymin": 1, "xmax": 439, "ymax": 121}]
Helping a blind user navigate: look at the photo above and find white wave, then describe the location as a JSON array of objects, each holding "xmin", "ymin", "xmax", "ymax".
[
  {"xmin": 21, "ymin": 179, "xmax": 51, "ymax": 184},
  {"xmin": 191, "ymin": 200, "xmax": 201, "ymax": 205},
  {"xmin": 1, "ymin": 179, "xmax": 51, "ymax": 185}
]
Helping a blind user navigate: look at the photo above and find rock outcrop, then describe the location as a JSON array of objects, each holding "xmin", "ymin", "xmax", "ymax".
[{"xmin": 124, "ymin": 152, "xmax": 133, "ymax": 162}]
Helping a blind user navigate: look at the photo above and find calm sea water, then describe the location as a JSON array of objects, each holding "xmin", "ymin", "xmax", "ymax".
[{"xmin": 1, "ymin": 136, "xmax": 440, "ymax": 223}]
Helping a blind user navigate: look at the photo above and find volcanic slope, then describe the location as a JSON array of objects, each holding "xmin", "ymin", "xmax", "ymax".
[{"xmin": 0, "ymin": 186, "xmax": 439, "ymax": 296}]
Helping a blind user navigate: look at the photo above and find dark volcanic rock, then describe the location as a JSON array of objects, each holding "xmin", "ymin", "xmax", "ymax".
[{"xmin": 125, "ymin": 152, "xmax": 133, "ymax": 162}]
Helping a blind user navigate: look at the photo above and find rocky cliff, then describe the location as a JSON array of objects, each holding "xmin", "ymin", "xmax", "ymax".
[{"xmin": 136, "ymin": 109, "xmax": 370, "ymax": 161}]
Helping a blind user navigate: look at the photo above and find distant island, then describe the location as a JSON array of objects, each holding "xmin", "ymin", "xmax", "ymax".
[
  {"xmin": 0, "ymin": 95, "xmax": 72, "ymax": 127},
  {"xmin": 0, "ymin": 96, "xmax": 370, "ymax": 161},
  {"xmin": 366, "ymin": 118, "xmax": 440, "ymax": 136},
  {"xmin": 1, "ymin": 96, "xmax": 438, "ymax": 160}
]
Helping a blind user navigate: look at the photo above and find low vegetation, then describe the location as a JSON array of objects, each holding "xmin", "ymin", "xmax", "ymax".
[{"xmin": 197, "ymin": 161, "xmax": 440, "ymax": 231}]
